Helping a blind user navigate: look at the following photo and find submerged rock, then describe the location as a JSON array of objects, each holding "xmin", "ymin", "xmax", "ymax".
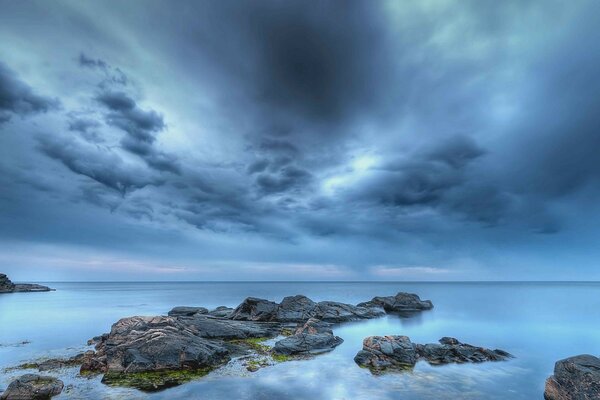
[
  {"xmin": 354, "ymin": 336, "xmax": 511, "ymax": 371},
  {"xmin": 544, "ymin": 354, "xmax": 600, "ymax": 400},
  {"xmin": 357, "ymin": 292, "xmax": 433, "ymax": 313},
  {"xmin": 167, "ymin": 306, "xmax": 208, "ymax": 317},
  {"xmin": 0, "ymin": 374, "xmax": 63, "ymax": 399},
  {"xmin": 273, "ymin": 318, "xmax": 343, "ymax": 355},
  {"xmin": 0, "ymin": 274, "xmax": 53, "ymax": 293}
]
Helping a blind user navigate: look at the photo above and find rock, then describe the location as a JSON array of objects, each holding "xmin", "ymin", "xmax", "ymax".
[
  {"xmin": 314, "ymin": 301, "xmax": 385, "ymax": 323},
  {"xmin": 186, "ymin": 315, "xmax": 281, "ymax": 340},
  {"xmin": 544, "ymin": 354, "xmax": 600, "ymax": 400},
  {"xmin": 357, "ymin": 292, "xmax": 433, "ymax": 313},
  {"xmin": 229, "ymin": 297, "xmax": 279, "ymax": 321},
  {"xmin": 0, "ymin": 374, "xmax": 63, "ymax": 399},
  {"xmin": 354, "ymin": 336, "xmax": 417, "ymax": 370},
  {"xmin": 354, "ymin": 336, "xmax": 511, "ymax": 371},
  {"xmin": 167, "ymin": 306, "xmax": 208, "ymax": 317},
  {"xmin": 80, "ymin": 316, "xmax": 229, "ymax": 378},
  {"xmin": 0, "ymin": 273, "xmax": 52, "ymax": 293},
  {"xmin": 0, "ymin": 274, "xmax": 53, "ymax": 294},
  {"xmin": 230, "ymin": 295, "xmax": 386, "ymax": 323},
  {"xmin": 207, "ymin": 306, "xmax": 234, "ymax": 318},
  {"xmin": 273, "ymin": 318, "xmax": 343, "ymax": 355}
]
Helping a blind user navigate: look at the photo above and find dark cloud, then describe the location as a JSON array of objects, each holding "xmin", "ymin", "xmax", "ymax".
[
  {"xmin": 37, "ymin": 133, "xmax": 161, "ymax": 195},
  {"xmin": 0, "ymin": 62, "xmax": 58, "ymax": 123},
  {"xmin": 78, "ymin": 53, "xmax": 108, "ymax": 69},
  {"xmin": 255, "ymin": 165, "xmax": 312, "ymax": 194}
]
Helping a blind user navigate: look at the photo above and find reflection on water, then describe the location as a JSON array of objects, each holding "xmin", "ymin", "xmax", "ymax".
[{"xmin": 1, "ymin": 282, "xmax": 600, "ymax": 399}]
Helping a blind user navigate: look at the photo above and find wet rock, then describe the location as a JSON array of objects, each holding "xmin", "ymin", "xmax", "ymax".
[
  {"xmin": 273, "ymin": 318, "xmax": 343, "ymax": 355},
  {"xmin": 208, "ymin": 306, "xmax": 234, "ymax": 318},
  {"xmin": 230, "ymin": 295, "xmax": 386, "ymax": 323},
  {"xmin": 544, "ymin": 354, "xmax": 600, "ymax": 400},
  {"xmin": 354, "ymin": 336, "xmax": 417, "ymax": 370},
  {"xmin": 0, "ymin": 274, "xmax": 53, "ymax": 293},
  {"xmin": 357, "ymin": 292, "xmax": 433, "ymax": 313},
  {"xmin": 167, "ymin": 306, "xmax": 208, "ymax": 317},
  {"xmin": 186, "ymin": 315, "xmax": 280, "ymax": 340},
  {"xmin": 229, "ymin": 297, "xmax": 279, "ymax": 321},
  {"xmin": 81, "ymin": 316, "xmax": 230, "ymax": 377},
  {"xmin": 354, "ymin": 336, "xmax": 511, "ymax": 371},
  {"xmin": 0, "ymin": 374, "xmax": 63, "ymax": 399}
]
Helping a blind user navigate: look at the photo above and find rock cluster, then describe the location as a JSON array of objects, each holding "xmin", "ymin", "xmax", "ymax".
[
  {"xmin": 544, "ymin": 354, "xmax": 600, "ymax": 400},
  {"xmin": 0, "ymin": 274, "xmax": 53, "ymax": 293},
  {"xmin": 26, "ymin": 292, "xmax": 433, "ymax": 391},
  {"xmin": 357, "ymin": 292, "xmax": 433, "ymax": 314},
  {"xmin": 0, "ymin": 374, "xmax": 63, "ymax": 399},
  {"xmin": 354, "ymin": 336, "xmax": 511, "ymax": 371}
]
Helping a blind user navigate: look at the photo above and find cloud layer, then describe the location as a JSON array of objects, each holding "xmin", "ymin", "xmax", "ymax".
[{"xmin": 1, "ymin": 0, "xmax": 600, "ymax": 280}]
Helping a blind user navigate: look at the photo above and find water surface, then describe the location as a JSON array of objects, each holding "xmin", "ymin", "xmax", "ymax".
[{"xmin": 1, "ymin": 282, "xmax": 599, "ymax": 399}]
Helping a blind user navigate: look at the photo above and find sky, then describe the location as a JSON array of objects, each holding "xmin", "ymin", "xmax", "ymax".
[{"xmin": 1, "ymin": 0, "xmax": 600, "ymax": 281}]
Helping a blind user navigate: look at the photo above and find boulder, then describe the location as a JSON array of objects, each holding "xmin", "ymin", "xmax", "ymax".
[
  {"xmin": 229, "ymin": 297, "xmax": 279, "ymax": 321},
  {"xmin": 544, "ymin": 354, "xmax": 600, "ymax": 400},
  {"xmin": 273, "ymin": 318, "xmax": 343, "ymax": 355},
  {"xmin": 357, "ymin": 292, "xmax": 433, "ymax": 313},
  {"xmin": 167, "ymin": 306, "xmax": 208, "ymax": 317},
  {"xmin": 186, "ymin": 315, "xmax": 280, "ymax": 340},
  {"xmin": 81, "ymin": 316, "xmax": 229, "ymax": 375},
  {"xmin": 0, "ymin": 374, "xmax": 63, "ymax": 399},
  {"xmin": 0, "ymin": 274, "xmax": 52, "ymax": 293},
  {"xmin": 230, "ymin": 295, "xmax": 387, "ymax": 323},
  {"xmin": 207, "ymin": 306, "xmax": 234, "ymax": 318},
  {"xmin": 354, "ymin": 336, "xmax": 511, "ymax": 371}
]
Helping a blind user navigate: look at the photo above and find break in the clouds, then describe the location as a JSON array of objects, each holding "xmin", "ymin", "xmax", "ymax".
[{"xmin": 1, "ymin": 0, "xmax": 600, "ymax": 281}]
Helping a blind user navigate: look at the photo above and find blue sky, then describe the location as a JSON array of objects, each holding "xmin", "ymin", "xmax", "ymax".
[{"xmin": 1, "ymin": 0, "xmax": 600, "ymax": 281}]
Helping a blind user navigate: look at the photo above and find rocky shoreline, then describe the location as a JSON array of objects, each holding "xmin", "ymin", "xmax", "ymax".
[{"xmin": 0, "ymin": 274, "xmax": 53, "ymax": 294}]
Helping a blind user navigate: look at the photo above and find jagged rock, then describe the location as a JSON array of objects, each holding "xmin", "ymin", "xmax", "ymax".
[
  {"xmin": 357, "ymin": 292, "xmax": 433, "ymax": 313},
  {"xmin": 186, "ymin": 315, "xmax": 281, "ymax": 340},
  {"xmin": 354, "ymin": 336, "xmax": 511, "ymax": 371},
  {"xmin": 80, "ymin": 316, "xmax": 229, "ymax": 376},
  {"xmin": 0, "ymin": 374, "xmax": 63, "ymax": 399},
  {"xmin": 167, "ymin": 306, "xmax": 208, "ymax": 317},
  {"xmin": 0, "ymin": 274, "xmax": 52, "ymax": 293},
  {"xmin": 354, "ymin": 336, "xmax": 417, "ymax": 370},
  {"xmin": 207, "ymin": 306, "xmax": 234, "ymax": 318},
  {"xmin": 273, "ymin": 318, "xmax": 343, "ymax": 355},
  {"xmin": 544, "ymin": 354, "xmax": 600, "ymax": 400},
  {"xmin": 229, "ymin": 297, "xmax": 279, "ymax": 321},
  {"xmin": 230, "ymin": 295, "xmax": 386, "ymax": 323}
]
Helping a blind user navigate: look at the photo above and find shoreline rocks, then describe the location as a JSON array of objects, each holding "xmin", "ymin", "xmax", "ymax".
[
  {"xmin": 357, "ymin": 292, "xmax": 433, "ymax": 314},
  {"xmin": 0, "ymin": 274, "xmax": 53, "ymax": 294},
  {"xmin": 354, "ymin": 336, "xmax": 512, "ymax": 371},
  {"xmin": 0, "ymin": 374, "xmax": 63, "ymax": 399},
  {"xmin": 273, "ymin": 318, "xmax": 343, "ymax": 355},
  {"xmin": 544, "ymin": 354, "xmax": 600, "ymax": 400}
]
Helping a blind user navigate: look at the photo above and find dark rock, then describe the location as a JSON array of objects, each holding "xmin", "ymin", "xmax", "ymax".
[
  {"xmin": 186, "ymin": 315, "xmax": 280, "ymax": 340},
  {"xmin": 354, "ymin": 336, "xmax": 417, "ymax": 370},
  {"xmin": 0, "ymin": 374, "xmax": 63, "ymax": 399},
  {"xmin": 0, "ymin": 274, "xmax": 53, "ymax": 294},
  {"xmin": 354, "ymin": 336, "xmax": 511, "ymax": 371},
  {"xmin": 207, "ymin": 306, "xmax": 234, "ymax": 318},
  {"xmin": 167, "ymin": 306, "xmax": 208, "ymax": 317},
  {"xmin": 273, "ymin": 318, "xmax": 343, "ymax": 355},
  {"xmin": 80, "ymin": 316, "xmax": 229, "ymax": 376},
  {"xmin": 230, "ymin": 295, "xmax": 386, "ymax": 323},
  {"xmin": 544, "ymin": 354, "xmax": 600, "ymax": 400},
  {"xmin": 357, "ymin": 292, "xmax": 433, "ymax": 313},
  {"xmin": 229, "ymin": 297, "xmax": 279, "ymax": 321}
]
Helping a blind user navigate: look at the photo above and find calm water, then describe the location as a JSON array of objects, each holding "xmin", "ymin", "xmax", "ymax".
[{"xmin": 1, "ymin": 282, "xmax": 599, "ymax": 399}]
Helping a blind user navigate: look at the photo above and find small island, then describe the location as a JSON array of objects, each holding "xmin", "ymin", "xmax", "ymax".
[{"xmin": 0, "ymin": 273, "xmax": 53, "ymax": 294}]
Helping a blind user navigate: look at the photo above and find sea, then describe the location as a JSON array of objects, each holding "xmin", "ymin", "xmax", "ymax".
[{"xmin": 1, "ymin": 281, "xmax": 599, "ymax": 399}]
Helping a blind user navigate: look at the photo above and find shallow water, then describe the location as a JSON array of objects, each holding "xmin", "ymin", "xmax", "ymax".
[{"xmin": 1, "ymin": 281, "xmax": 599, "ymax": 399}]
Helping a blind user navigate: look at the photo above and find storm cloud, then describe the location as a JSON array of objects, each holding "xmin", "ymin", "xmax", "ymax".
[{"xmin": 1, "ymin": 0, "xmax": 600, "ymax": 280}]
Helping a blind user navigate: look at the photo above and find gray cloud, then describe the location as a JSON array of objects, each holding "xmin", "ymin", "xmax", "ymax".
[{"xmin": 0, "ymin": 62, "xmax": 58, "ymax": 123}]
